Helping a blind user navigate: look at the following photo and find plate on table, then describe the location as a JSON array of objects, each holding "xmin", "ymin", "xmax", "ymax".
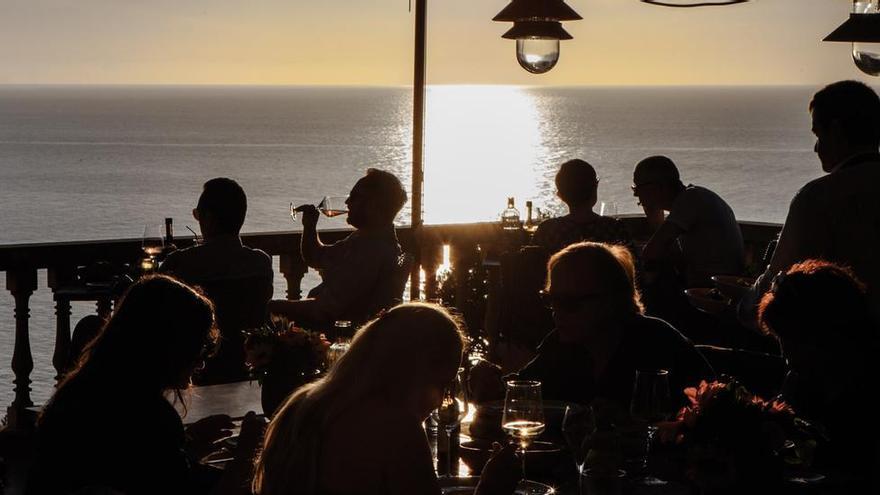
[
  {"xmin": 711, "ymin": 275, "xmax": 755, "ymax": 300},
  {"xmin": 439, "ymin": 476, "xmax": 555, "ymax": 494},
  {"xmin": 685, "ymin": 288, "xmax": 731, "ymax": 315}
]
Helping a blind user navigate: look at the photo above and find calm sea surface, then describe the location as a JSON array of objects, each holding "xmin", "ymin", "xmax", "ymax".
[{"xmin": 0, "ymin": 85, "xmax": 827, "ymax": 408}]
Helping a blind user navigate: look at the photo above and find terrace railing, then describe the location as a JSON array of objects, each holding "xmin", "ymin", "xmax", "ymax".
[{"xmin": 0, "ymin": 217, "xmax": 780, "ymax": 429}]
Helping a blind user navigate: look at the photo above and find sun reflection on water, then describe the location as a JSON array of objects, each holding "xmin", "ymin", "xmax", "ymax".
[{"xmin": 423, "ymin": 86, "xmax": 554, "ymax": 225}]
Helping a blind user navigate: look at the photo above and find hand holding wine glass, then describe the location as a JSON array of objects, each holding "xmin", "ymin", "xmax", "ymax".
[{"xmin": 290, "ymin": 196, "xmax": 348, "ymax": 224}]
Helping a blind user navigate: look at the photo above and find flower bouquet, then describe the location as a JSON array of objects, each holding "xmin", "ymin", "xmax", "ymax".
[
  {"xmin": 244, "ymin": 316, "xmax": 330, "ymax": 416},
  {"xmin": 657, "ymin": 379, "xmax": 811, "ymax": 493}
]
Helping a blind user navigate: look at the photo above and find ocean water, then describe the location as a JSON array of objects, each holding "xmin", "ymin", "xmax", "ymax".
[{"xmin": 0, "ymin": 85, "xmax": 826, "ymax": 409}]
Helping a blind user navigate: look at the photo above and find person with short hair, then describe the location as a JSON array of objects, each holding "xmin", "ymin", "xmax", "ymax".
[
  {"xmin": 532, "ymin": 159, "xmax": 634, "ymax": 254},
  {"xmin": 742, "ymin": 80, "xmax": 880, "ymax": 324},
  {"xmin": 162, "ymin": 177, "xmax": 273, "ymax": 283},
  {"xmin": 759, "ymin": 260, "xmax": 879, "ymax": 481},
  {"xmin": 161, "ymin": 177, "xmax": 273, "ymax": 384},
  {"xmin": 270, "ymin": 168, "xmax": 406, "ymax": 329},
  {"xmin": 632, "ymin": 155, "xmax": 745, "ymax": 288},
  {"xmin": 253, "ymin": 303, "xmax": 519, "ymax": 495}
]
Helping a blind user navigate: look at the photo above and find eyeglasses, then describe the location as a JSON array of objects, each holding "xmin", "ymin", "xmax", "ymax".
[
  {"xmin": 630, "ymin": 182, "xmax": 654, "ymax": 194},
  {"xmin": 539, "ymin": 289, "xmax": 607, "ymax": 312}
]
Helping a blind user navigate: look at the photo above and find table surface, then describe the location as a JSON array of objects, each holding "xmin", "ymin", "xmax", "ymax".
[{"xmin": 178, "ymin": 380, "xmax": 263, "ymax": 423}]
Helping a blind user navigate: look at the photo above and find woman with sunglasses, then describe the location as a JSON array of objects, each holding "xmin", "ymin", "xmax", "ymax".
[{"xmin": 471, "ymin": 242, "xmax": 713, "ymax": 409}]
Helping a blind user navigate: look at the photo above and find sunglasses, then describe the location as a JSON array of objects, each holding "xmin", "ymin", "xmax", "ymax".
[{"xmin": 539, "ymin": 289, "xmax": 607, "ymax": 312}]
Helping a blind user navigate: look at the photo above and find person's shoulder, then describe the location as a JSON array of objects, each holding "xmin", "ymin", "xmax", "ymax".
[
  {"xmin": 630, "ymin": 314, "xmax": 689, "ymax": 343},
  {"xmin": 241, "ymin": 244, "xmax": 273, "ymax": 266},
  {"xmin": 161, "ymin": 243, "xmax": 202, "ymax": 266}
]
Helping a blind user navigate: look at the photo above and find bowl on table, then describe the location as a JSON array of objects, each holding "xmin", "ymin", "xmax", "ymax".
[
  {"xmin": 685, "ymin": 288, "xmax": 731, "ymax": 315},
  {"xmin": 459, "ymin": 438, "xmax": 564, "ymax": 476},
  {"xmin": 438, "ymin": 476, "xmax": 556, "ymax": 494},
  {"xmin": 711, "ymin": 275, "xmax": 755, "ymax": 301}
]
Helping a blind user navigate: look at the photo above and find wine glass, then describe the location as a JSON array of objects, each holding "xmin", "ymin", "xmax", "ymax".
[
  {"xmin": 290, "ymin": 196, "xmax": 349, "ymax": 221},
  {"xmin": 432, "ymin": 367, "xmax": 469, "ymax": 476},
  {"xmin": 142, "ymin": 224, "xmax": 164, "ymax": 259},
  {"xmin": 502, "ymin": 380, "xmax": 545, "ymax": 476},
  {"xmin": 317, "ymin": 196, "xmax": 348, "ymax": 217},
  {"xmin": 562, "ymin": 404, "xmax": 596, "ymax": 480},
  {"xmin": 629, "ymin": 369, "xmax": 672, "ymax": 486}
]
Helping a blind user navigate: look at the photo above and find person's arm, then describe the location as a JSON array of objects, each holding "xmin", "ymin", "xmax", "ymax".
[
  {"xmin": 384, "ymin": 417, "xmax": 443, "ymax": 495},
  {"xmin": 642, "ymin": 219, "xmax": 684, "ymax": 267},
  {"xmin": 738, "ymin": 186, "xmax": 823, "ymax": 327}
]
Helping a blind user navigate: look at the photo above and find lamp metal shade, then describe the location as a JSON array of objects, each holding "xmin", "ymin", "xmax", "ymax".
[
  {"xmin": 641, "ymin": 0, "xmax": 748, "ymax": 6},
  {"xmin": 502, "ymin": 21, "xmax": 573, "ymax": 40},
  {"xmin": 493, "ymin": 0, "xmax": 582, "ymax": 22},
  {"xmin": 825, "ymin": 14, "xmax": 880, "ymax": 43}
]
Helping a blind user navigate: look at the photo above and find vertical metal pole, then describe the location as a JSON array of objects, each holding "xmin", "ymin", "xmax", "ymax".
[{"xmin": 410, "ymin": 0, "xmax": 427, "ymax": 300}]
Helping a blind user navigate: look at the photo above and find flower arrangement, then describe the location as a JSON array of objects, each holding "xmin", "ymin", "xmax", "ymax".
[
  {"xmin": 243, "ymin": 316, "xmax": 331, "ymax": 385},
  {"xmin": 658, "ymin": 379, "xmax": 807, "ymax": 492}
]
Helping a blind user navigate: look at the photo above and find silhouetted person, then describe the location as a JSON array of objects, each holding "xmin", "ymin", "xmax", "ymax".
[
  {"xmin": 27, "ymin": 275, "xmax": 263, "ymax": 495},
  {"xmin": 759, "ymin": 260, "xmax": 879, "ymax": 485},
  {"xmin": 161, "ymin": 177, "xmax": 273, "ymax": 383},
  {"xmin": 253, "ymin": 303, "xmax": 519, "ymax": 495},
  {"xmin": 270, "ymin": 168, "xmax": 405, "ymax": 329},
  {"xmin": 742, "ymin": 81, "xmax": 880, "ymax": 324},
  {"xmin": 633, "ymin": 155, "xmax": 745, "ymax": 288},
  {"xmin": 471, "ymin": 242, "xmax": 713, "ymax": 409},
  {"xmin": 533, "ymin": 159, "xmax": 635, "ymax": 254}
]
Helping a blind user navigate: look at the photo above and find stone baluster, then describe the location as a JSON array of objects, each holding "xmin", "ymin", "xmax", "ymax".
[
  {"xmin": 47, "ymin": 267, "xmax": 74, "ymax": 383},
  {"xmin": 280, "ymin": 253, "xmax": 309, "ymax": 301},
  {"xmin": 6, "ymin": 268, "xmax": 38, "ymax": 429}
]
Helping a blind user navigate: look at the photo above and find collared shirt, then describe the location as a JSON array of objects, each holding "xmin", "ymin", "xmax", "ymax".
[
  {"xmin": 742, "ymin": 153, "xmax": 880, "ymax": 323},
  {"xmin": 160, "ymin": 234, "xmax": 273, "ymax": 285},
  {"xmin": 309, "ymin": 226, "xmax": 401, "ymax": 321},
  {"xmin": 665, "ymin": 185, "xmax": 746, "ymax": 287}
]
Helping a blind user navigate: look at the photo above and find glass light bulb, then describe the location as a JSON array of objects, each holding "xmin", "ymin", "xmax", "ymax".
[
  {"xmin": 516, "ymin": 39, "xmax": 560, "ymax": 74},
  {"xmin": 853, "ymin": 42, "xmax": 880, "ymax": 75}
]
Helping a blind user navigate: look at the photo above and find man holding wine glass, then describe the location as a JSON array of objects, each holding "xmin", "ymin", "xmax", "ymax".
[{"xmin": 269, "ymin": 168, "xmax": 405, "ymax": 329}]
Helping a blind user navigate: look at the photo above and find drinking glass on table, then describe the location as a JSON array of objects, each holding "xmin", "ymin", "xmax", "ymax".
[
  {"xmin": 629, "ymin": 369, "xmax": 672, "ymax": 486},
  {"xmin": 432, "ymin": 367, "xmax": 469, "ymax": 476},
  {"xmin": 600, "ymin": 201, "xmax": 618, "ymax": 218},
  {"xmin": 563, "ymin": 404, "xmax": 596, "ymax": 479},
  {"xmin": 502, "ymin": 380, "xmax": 545, "ymax": 475},
  {"xmin": 142, "ymin": 223, "xmax": 165, "ymax": 260},
  {"xmin": 290, "ymin": 196, "xmax": 349, "ymax": 221}
]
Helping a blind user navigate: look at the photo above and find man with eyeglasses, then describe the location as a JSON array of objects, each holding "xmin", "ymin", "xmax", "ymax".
[{"xmin": 632, "ymin": 155, "xmax": 745, "ymax": 289}]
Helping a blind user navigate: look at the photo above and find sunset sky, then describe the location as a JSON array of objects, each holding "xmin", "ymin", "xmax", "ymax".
[{"xmin": 0, "ymin": 0, "xmax": 873, "ymax": 85}]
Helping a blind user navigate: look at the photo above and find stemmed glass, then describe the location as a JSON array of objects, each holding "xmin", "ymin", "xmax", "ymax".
[
  {"xmin": 562, "ymin": 404, "xmax": 596, "ymax": 483},
  {"xmin": 600, "ymin": 201, "xmax": 618, "ymax": 217},
  {"xmin": 502, "ymin": 380, "xmax": 545, "ymax": 476},
  {"xmin": 142, "ymin": 224, "xmax": 164, "ymax": 271},
  {"xmin": 290, "ymin": 196, "xmax": 349, "ymax": 221},
  {"xmin": 629, "ymin": 369, "xmax": 672, "ymax": 486},
  {"xmin": 432, "ymin": 367, "xmax": 469, "ymax": 476}
]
